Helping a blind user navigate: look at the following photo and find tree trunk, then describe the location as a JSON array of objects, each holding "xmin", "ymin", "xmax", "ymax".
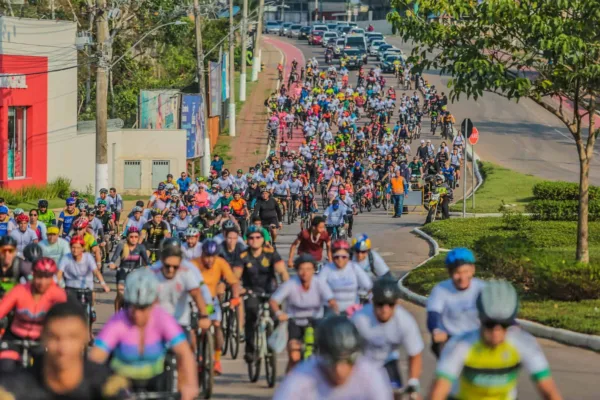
[{"xmin": 577, "ymin": 156, "xmax": 590, "ymax": 263}]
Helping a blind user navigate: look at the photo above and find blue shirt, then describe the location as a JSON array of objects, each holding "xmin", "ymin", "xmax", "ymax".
[
  {"xmin": 211, "ymin": 159, "xmax": 224, "ymax": 173},
  {"xmin": 177, "ymin": 177, "xmax": 192, "ymax": 192}
]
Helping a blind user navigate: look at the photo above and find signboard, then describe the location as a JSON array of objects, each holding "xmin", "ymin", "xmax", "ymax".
[
  {"xmin": 209, "ymin": 61, "xmax": 222, "ymax": 116},
  {"xmin": 180, "ymin": 94, "xmax": 206, "ymax": 159},
  {"xmin": 461, "ymin": 118, "xmax": 473, "ymax": 138},
  {"xmin": 0, "ymin": 74, "xmax": 27, "ymax": 89},
  {"xmin": 469, "ymin": 126, "xmax": 480, "ymax": 145},
  {"xmin": 139, "ymin": 90, "xmax": 180, "ymax": 129}
]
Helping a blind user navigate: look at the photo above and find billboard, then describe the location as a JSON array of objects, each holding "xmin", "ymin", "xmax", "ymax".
[
  {"xmin": 139, "ymin": 90, "xmax": 180, "ymax": 129},
  {"xmin": 180, "ymin": 94, "xmax": 206, "ymax": 159},
  {"xmin": 208, "ymin": 61, "xmax": 221, "ymax": 116}
]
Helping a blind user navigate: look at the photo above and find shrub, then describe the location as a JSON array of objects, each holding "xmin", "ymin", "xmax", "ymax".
[
  {"xmin": 500, "ymin": 206, "xmax": 530, "ymax": 231},
  {"xmin": 532, "ymin": 259, "xmax": 600, "ymax": 301},
  {"xmin": 0, "ymin": 177, "xmax": 73, "ymax": 206},
  {"xmin": 526, "ymin": 199, "xmax": 600, "ymax": 221},
  {"xmin": 532, "ymin": 181, "xmax": 600, "ymax": 201}
]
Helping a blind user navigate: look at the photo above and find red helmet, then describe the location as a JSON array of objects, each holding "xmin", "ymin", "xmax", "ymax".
[
  {"xmin": 73, "ymin": 218, "xmax": 89, "ymax": 230},
  {"xmin": 70, "ymin": 236, "xmax": 86, "ymax": 247},
  {"xmin": 15, "ymin": 214, "xmax": 29, "ymax": 223},
  {"xmin": 127, "ymin": 226, "xmax": 140, "ymax": 235},
  {"xmin": 339, "ymin": 189, "xmax": 346, "ymax": 195},
  {"xmin": 331, "ymin": 239, "xmax": 350, "ymax": 253},
  {"xmin": 32, "ymin": 257, "xmax": 58, "ymax": 275}
]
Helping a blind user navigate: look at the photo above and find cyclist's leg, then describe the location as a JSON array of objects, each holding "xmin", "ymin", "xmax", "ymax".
[
  {"xmin": 286, "ymin": 320, "xmax": 305, "ymax": 373},
  {"xmin": 243, "ymin": 295, "xmax": 260, "ymax": 362},
  {"xmin": 212, "ymin": 299, "xmax": 224, "ymax": 373}
]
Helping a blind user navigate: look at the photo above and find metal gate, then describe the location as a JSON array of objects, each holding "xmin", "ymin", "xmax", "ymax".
[
  {"xmin": 151, "ymin": 160, "xmax": 170, "ymax": 189},
  {"xmin": 124, "ymin": 160, "xmax": 141, "ymax": 189}
]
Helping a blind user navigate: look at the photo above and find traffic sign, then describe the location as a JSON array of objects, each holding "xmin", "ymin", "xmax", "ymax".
[
  {"xmin": 461, "ymin": 118, "xmax": 474, "ymax": 138},
  {"xmin": 469, "ymin": 126, "xmax": 479, "ymax": 145}
]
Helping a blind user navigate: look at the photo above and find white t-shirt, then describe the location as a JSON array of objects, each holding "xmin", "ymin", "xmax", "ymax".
[
  {"xmin": 352, "ymin": 303, "xmax": 424, "ymax": 365},
  {"xmin": 10, "ymin": 228, "xmax": 38, "ymax": 254},
  {"xmin": 352, "ymin": 250, "xmax": 389, "ymax": 280},
  {"xmin": 271, "ymin": 276, "xmax": 333, "ymax": 326},
  {"xmin": 318, "ymin": 262, "xmax": 373, "ymax": 312},
  {"xmin": 59, "ymin": 253, "xmax": 97, "ymax": 290},
  {"xmin": 182, "ymin": 242, "xmax": 203, "ymax": 260}
]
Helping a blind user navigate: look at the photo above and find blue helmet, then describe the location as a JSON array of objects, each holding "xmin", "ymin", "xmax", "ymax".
[
  {"xmin": 445, "ymin": 247, "xmax": 476, "ymax": 270},
  {"xmin": 202, "ymin": 239, "xmax": 219, "ymax": 256},
  {"xmin": 66, "ymin": 197, "xmax": 76, "ymax": 205},
  {"xmin": 0, "ymin": 206, "xmax": 8, "ymax": 214}
]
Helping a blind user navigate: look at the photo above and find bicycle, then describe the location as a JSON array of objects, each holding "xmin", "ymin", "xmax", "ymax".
[
  {"xmin": 327, "ymin": 224, "xmax": 347, "ymax": 241},
  {"xmin": 0, "ymin": 339, "xmax": 40, "ymax": 368},
  {"xmin": 245, "ymin": 291, "xmax": 277, "ymax": 388},
  {"xmin": 287, "ymin": 197, "xmax": 296, "ymax": 225},
  {"xmin": 194, "ymin": 317, "xmax": 215, "ymax": 398},
  {"xmin": 220, "ymin": 290, "xmax": 240, "ymax": 360}
]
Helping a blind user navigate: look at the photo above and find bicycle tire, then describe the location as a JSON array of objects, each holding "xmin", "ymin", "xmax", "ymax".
[
  {"xmin": 373, "ymin": 195, "xmax": 381, "ymax": 209},
  {"xmin": 164, "ymin": 353, "xmax": 178, "ymax": 394},
  {"xmin": 229, "ymin": 307, "xmax": 240, "ymax": 360},
  {"xmin": 200, "ymin": 331, "xmax": 214, "ymax": 399},
  {"xmin": 287, "ymin": 200, "xmax": 293, "ymax": 225},
  {"xmin": 265, "ymin": 324, "xmax": 277, "ymax": 388},
  {"xmin": 359, "ymin": 200, "xmax": 363, "ymax": 213},
  {"xmin": 366, "ymin": 202, "xmax": 372, "ymax": 212},
  {"xmin": 382, "ymin": 196, "xmax": 388, "ymax": 211},
  {"xmin": 247, "ymin": 327, "xmax": 262, "ymax": 382},
  {"xmin": 221, "ymin": 308, "xmax": 230, "ymax": 357}
]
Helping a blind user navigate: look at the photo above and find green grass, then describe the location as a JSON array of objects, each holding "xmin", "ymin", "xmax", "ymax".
[
  {"xmin": 213, "ymin": 135, "xmax": 233, "ymax": 164},
  {"xmin": 233, "ymin": 72, "xmax": 258, "ymax": 115},
  {"xmin": 404, "ymin": 255, "xmax": 600, "ymax": 335},
  {"xmin": 451, "ymin": 162, "xmax": 544, "ymax": 213},
  {"xmin": 121, "ymin": 195, "xmax": 148, "ymax": 201}
]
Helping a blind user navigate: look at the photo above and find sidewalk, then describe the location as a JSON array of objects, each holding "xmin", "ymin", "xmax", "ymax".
[{"xmin": 228, "ymin": 40, "xmax": 281, "ymax": 171}]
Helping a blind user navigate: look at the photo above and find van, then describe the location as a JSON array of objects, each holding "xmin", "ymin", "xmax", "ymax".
[{"xmin": 344, "ymin": 34, "xmax": 367, "ymax": 51}]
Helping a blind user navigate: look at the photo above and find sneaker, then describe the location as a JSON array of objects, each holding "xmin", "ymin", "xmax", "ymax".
[{"xmin": 214, "ymin": 360, "xmax": 222, "ymax": 375}]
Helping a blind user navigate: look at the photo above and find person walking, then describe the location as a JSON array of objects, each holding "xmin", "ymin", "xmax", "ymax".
[{"xmin": 390, "ymin": 169, "xmax": 408, "ymax": 218}]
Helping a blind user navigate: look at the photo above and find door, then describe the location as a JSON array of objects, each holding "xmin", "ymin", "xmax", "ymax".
[
  {"xmin": 124, "ymin": 160, "xmax": 141, "ymax": 189},
  {"xmin": 151, "ymin": 160, "xmax": 170, "ymax": 189}
]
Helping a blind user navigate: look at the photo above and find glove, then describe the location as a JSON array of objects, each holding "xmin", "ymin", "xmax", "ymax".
[{"xmin": 406, "ymin": 378, "xmax": 420, "ymax": 394}]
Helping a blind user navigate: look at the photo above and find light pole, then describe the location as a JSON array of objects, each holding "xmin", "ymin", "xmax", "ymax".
[
  {"xmin": 228, "ymin": 0, "xmax": 236, "ymax": 137},
  {"xmin": 240, "ymin": 0, "xmax": 248, "ymax": 102}
]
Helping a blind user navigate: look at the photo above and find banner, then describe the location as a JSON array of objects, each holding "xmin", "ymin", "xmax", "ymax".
[
  {"xmin": 209, "ymin": 61, "xmax": 222, "ymax": 116},
  {"xmin": 222, "ymin": 52, "xmax": 229, "ymax": 102},
  {"xmin": 139, "ymin": 90, "xmax": 180, "ymax": 129},
  {"xmin": 180, "ymin": 94, "xmax": 206, "ymax": 159}
]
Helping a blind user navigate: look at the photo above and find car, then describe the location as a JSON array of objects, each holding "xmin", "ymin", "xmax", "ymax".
[
  {"xmin": 383, "ymin": 48, "xmax": 403, "ymax": 60},
  {"xmin": 377, "ymin": 43, "xmax": 394, "ymax": 59},
  {"xmin": 327, "ymin": 23, "xmax": 338, "ymax": 31},
  {"xmin": 337, "ymin": 26, "xmax": 352, "ymax": 37},
  {"xmin": 369, "ymin": 40, "xmax": 386, "ymax": 56},
  {"xmin": 344, "ymin": 34, "xmax": 367, "ymax": 51},
  {"xmin": 288, "ymin": 24, "xmax": 302, "ymax": 38},
  {"xmin": 342, "ymin": 48, "xmax": 367, "ymax": 69},
  {"xmin": 280, "ymin": 22, "xmax": 292, "ymax": 36},
  {"xmin": 299, "ymin": 26, "xmax": 311, "ymax": 39},
  {"xmin": 348, "ymin": 22, "xmax": 358, "ymax": 28},
  {"xmin": 322, "ymin": 32, "xmax": 338, "ymax": 47},
  {"xmin": 350, "ymin": 27, "xmax": 365, "ymax": 35},
  {"xmin": 313, "ymin": 24, "xmax": 328, "ymax": 32},
  {"xmin": 380, "ymin": 54, "xmax": 404, "ymax": 73},
  {"xmin": 264, "ymin": 21, "xmax": 281, "ymax": 34},
  {"xmin": 333, "ymin": 38, "xmax": 345, "ymax": 58},
  {"xmin": 366, "ymin": 32, "xmax": 384, "ymax": 45},
  {"xmin": 309, "ymin": 30, "xmax": 325, "ymax": 45}
]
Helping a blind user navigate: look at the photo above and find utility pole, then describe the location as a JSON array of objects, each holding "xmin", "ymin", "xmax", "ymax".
[
  {"xmin": 228, "ymin": 0, "xmax": 236, "ymax": 137},
  {"xmin": 240, "ymin": 0, "xmax": 248, "ymax": 102},
  {"xmin": 95, "ymin": 0, "xmax": 109, "ymax": 194},
  {"xmin": 193, "ymin": 0, "xmax": 211, "ymax": 175},
  {"xmin": 251, "ymin": 0, "xmax": 264, "ymax": 81},
  {"xmin": 281, "ymin": 0, "xmax": 285, "ymax": 21}
]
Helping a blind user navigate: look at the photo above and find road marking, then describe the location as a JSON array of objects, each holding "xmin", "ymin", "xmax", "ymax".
[{"xmin": 379, "ymin": 252, "xmax": 395, "ymax": 257}]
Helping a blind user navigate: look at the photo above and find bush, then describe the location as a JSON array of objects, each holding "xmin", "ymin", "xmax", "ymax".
[
  {"xmin": 0, "ymin": 177, "xmax": 72, "ymax": 206},
  {"xmin": 532, "ymin": 259, "xmax": 600, "ymax": 301},
  {"xmin": 532, "ymin": 181, "xmax": 600, "ymax": 201},
  {"xmin": 526, "ymin": 199, "xmax": 600, "ymax": 221}
]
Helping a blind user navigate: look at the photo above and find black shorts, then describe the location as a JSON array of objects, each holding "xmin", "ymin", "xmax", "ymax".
[
  {"xmin": 116, "ymin": 267, "xmax": 137, "ymax": 284},
  {"xmin": 452, "ymin": 164, "xmax": 461, "ymax": 171},
  {"xmin": 290, "ymin": 194, "xmax": 300, "ymax": 201},
  {"xmin": 288, "ymin": 319, "xmax": 307, "ymax": 342},
  {"xmin": 262, "ymin": 217, "xmax": 279, "ymax": 227}
]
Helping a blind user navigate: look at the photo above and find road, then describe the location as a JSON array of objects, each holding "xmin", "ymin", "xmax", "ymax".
[{"xmin": 93, "ymin": 34, "xmax": 600, "ymax": 399}]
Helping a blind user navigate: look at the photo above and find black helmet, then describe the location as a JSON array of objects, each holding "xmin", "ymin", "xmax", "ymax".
[
  {"xmin": 0, "ymin": 236, "xmax": 17, "ymax": 248},
  {"xmin": 222, "ymin": 220, "xmax": 236, "ymax": 231},
  {"xmin": 316, "ymin": 316, "xmax": 362, "ymax": 364},
  {"xmin": 159, "ymin": 237, "xmax": 181, "ymax": 257},
  {"xmin": 38, "ymin": 199, "xmax": 49, "ymax": 208},
  {"xmin": 293, "ymin": 253, "xmax": 317, "ymax": 270},
  {"xmin": 372, "ymin": 277, "xmax": 400, "ymax": 305},
  {"xmin": 201, "ymin": 239, "xmax": 219, "ymax": 256},
  {"xmin": 23, "ymin": 243, "xmax": 43, "ymax": 263}
]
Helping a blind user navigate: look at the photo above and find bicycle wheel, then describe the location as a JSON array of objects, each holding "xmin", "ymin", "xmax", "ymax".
[
  {"xmin": 359, "ymin": 200, "xmax": 364, "ymax": 213},
  {"xmin": 287, "ymin": 200, "xmax": 293, "ymax": 225},
  {"xmin": 265, "ymin": 324, "xmax": 277, "ymax": 388},
  {"xmin": 366, "ymin": 201, "xmax": 372, "ymax": 212},
  {"xmin": 221, "ymin": 307, "xmax": 230, "ymax": 357},
  {"xmin": 382, "ymin": 195, "xmax": 388, "ymax": 211},
  {"xmin": 321, "ymin": 193, "xmax": 329, "ymax": 209},
  {"xmin": 373, "ymin": 194, "xmax": 381, "ymax": 208},
  {"xmin": 247, "ymin": 327, "xmax": 262, "ymax": 382},
  {"xmin": 229, "ymin": 307, "xmax": 240, "ymax": 360}
]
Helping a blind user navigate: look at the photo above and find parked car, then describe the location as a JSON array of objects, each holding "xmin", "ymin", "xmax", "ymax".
[
  {"xmin": 309, "ymin": 30, "xmax": 325, "ymax": 45},
  {"xmin": 377, "ymin": 43, "xmax": 393, "ymax": 60},
  {"xmin": 342, "ymin": 48, "xmax": 367, "ymax": 69},
  {"xmin": 313, "ymin": 24, "xmax": 328, "ymax": 32},
  {"xmin": 369, "ymin": 40, "xmax": 386, "ymax": 56},
  {"xmin": 288, "ymin": 24, "xmax": 302, "ymax": 38},
  {"xmin": 299, "ymin": 26, "xmax": 311, "ymax": 39},
  {"xmin": 333, "ymin": 38, "xmax": 345, "ymax": 58},
  {"xmin": 264, "ymin": 21, "xmax": 281, "ymax": 34},
  {"xmin": 381, "ymin": 54, "xmax": 403, "ymax": 72},
  {"xmin": 322, "ymin": 32, "xmax": 338, "ymax": 47},
  {"xmin": 280, "ymin": 22, "xmax": 292, "ymax": 36}
]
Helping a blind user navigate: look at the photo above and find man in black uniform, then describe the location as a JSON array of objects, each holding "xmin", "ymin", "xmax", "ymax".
[
  {"xmin": 252, "ymin": 189, "xmax": 282, "ymax": 243},
  {"xmin": 237, "ymin": 226, "xmax": 289, "ymax": 364},
  {"xmin": 140, "ymin": 209, "xmax": 171, "ymax": 262}
]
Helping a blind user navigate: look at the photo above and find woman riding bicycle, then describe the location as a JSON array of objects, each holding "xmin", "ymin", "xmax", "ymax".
[{"xmin": 89, "ymin": 268, "xmax": 199, "ymax": 400}]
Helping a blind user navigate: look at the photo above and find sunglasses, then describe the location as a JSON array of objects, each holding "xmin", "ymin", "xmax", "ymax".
[
  {"xmin": 163, "ymin": 263, "xmax": 180, "ymax": 271},
  {"xmin": 34, "ymin": 271, "xmax": 55, "ymax": 278},
  {"xmin": 30, "ymin": 214, "xmax": 38, "ymax": 217},
  {"xmin": 248, "ymin": 235, "xmax": 263, "ymax": 240},
  {"xmin": 333, "ymin": 255, "xmax": 349, "ymax": 260},
  {"xmin": 128, "ymin": 234, "xmax": 139, "ymax": 238},
  {"xmin": 374, "ymin": 302, "xmax": 395, "ymax": 308},
  {"xmin": 0, "ymin": 247, "xmax": 16, "ymax": 254},
  {"xmin": 483, "ymin": 321, "xmax": 511, "ymax": 330}
]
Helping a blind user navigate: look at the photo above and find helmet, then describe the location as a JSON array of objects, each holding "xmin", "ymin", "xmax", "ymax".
[
  {"xmin": 445, "ymin": 248, "xmax": 475, "ymax": 270},
  {"xmin": 202, "ymin": 240, "xmax": 219, "ymax": 256},
  {"xmin": 222, "ymin": 220, "xmax": 236, "ymax": 231},
  {"xmin": 23, "ymin": 243, "xmax": 43, "ymax": 263},
  {"xmin": 293, "ymin": 253, "xmax": 317, "ymax": 270},
  {"xmin": 157, "ymin": 183, "xmax": 166, "ymax": 190},
  {"xmin": 178, "ymin": 206, "xmax": 188, "ymax": 213},
  {"xmin": 97, "ymin": 200, "xmax": 108, "ymax": 207},
  {"xmin": 160, "ymin": 237, "xmax": 181, "ymax": 252},
  {"xmin": 99, "ymin": 188, "xmax": 109, "ymax": 194},
  {"xmin": 476, "ymin": 280, "xmax": 519, "ymax": 325},
  {"xmin": 87, "ymin": 206, "xmax": 97, "ymax": 214},
  {"xmin": 237, "ymin": 169, "xmax": 243, "ymax": 173},
  {"xmin": 185, "ymin": 227, "xmax": 200, "ymax": 237},
  {"xmin": 126, "ymin": 226, "xmax": 140, "ymax": 235},
  {"xmin": 246, "ymin": 225, "xmax": 264, "ymax": 237},
  {"xmin": 132, "ymin": 206, "xmax": 143, "ymax": 213},
  {"xmin": 331, "ymin": 239, "xmax": 350, "ymax": 253},
  {"xmin": 70, "ymin": 191, "xmax": 79, "ymax": 197},
  {"xmin": 38, "ymin": 199, "xmax": 49, "ymax": 208},
  {"xmin": 70, "ymin": 236, "xmax": 86, "ymax": 247},
  {"xmin": 124, "ymin": 268, "xmax": 159, "ymax": 307},
  {"xmin": 13, "ymin": 208, "xmax": 24, "ymax": 216},
  {"xmin": 316, "ymin": 316, "xmax": 362, "ymax": 364},
  {"xmin": 150, "ymin": 208, "xmax": 162, "ymax": 217},
  {"xmin": 0, "ymin": 236, "xmax": 17, "ymax": 248},
  {"xmin": 32, "ymin": 257, "xmax": 58, "ymax": 275},
  {"xmin": 372, "ymin": 277, "xmax": 400, "ymax": 305},
  {"xmin": 436, "ymin": 174, "xmax": 445, "ymax": 183},
  {"xmin": 15, "ymin": 214, "xmax": 29, "ymax": 223},
  {"xmin": 72, "ymin": 218, "xmax": 89, "ymax": 230},
  {"xmin": 77, "ymin": 202, "xmax": 88, "ymax": 211},
  {"xmin": 351, "ymin": 234, "xmax": 371, "ymax": 252}
]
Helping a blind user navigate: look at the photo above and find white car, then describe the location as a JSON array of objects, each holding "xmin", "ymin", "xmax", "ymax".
[
  {"xmin": 322, "ymin": 32, "xmax": 338, "ymax": 47},
  {"xmin": 350, "ymin": 27, "xmax": 365, "ymax": 35},
  {"xmin": 369, "ymin": 40, "xmax": 386, "ymax": 56},
  {"xmin": 382, "ymin": 49, "xmax": 403, "ymax": 60}
]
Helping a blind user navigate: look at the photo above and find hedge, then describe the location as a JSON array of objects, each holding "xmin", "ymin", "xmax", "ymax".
[
  {"xmin": 532, "ymin": 181, "xmax": 600, "ymax": 201},
  {"xmin": 526, "ymin": 199, "xmax": 600, "ymax": 221}
]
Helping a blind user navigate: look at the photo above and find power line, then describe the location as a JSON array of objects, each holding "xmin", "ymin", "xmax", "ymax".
[{"xmin": 0, "ymin": 59, "xmax": 97, "ymax": 77}]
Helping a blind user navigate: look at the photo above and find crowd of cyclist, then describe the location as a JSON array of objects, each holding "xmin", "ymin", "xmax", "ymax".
[{"xmin": 0, "ymin": 41, "xmax": 564, "ymax": 400}]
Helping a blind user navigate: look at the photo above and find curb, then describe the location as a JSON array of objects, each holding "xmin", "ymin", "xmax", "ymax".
[{"xmin": 398, "ymin": 230, "xmax": 600, "ymax": 352}]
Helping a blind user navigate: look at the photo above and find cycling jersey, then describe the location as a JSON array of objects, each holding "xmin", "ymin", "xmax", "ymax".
[
  {"xmin": 272, "ymin": 181, "xmax": 290, "ymax": 196},
  {"xmin": 437, "ymin": 327, "xmax": 551, "ymax": 400},
  {"xmin": 170, "ymin": 216, "xmax": 190, "ymax": 237},
  {"xmin": 123, "ymin": 216, "xmax": 147, "ymax": 235},
  {"xmin": 194, "ymin": 257, "xmax": 238, "ymax": 298},
  {"xmin": 229, "ymin": 198, "xmax": 247, "ymax": 216},
  {"xmin": 141, "ymin": 221, "xmax": 170, "ymax": 249},
  {"xmin": 37, "ymin": 210, "xmax": 56, "ymax": 228},
  {"xmin": 110, "ymin": 242, "xmax": 149, "ymax": 271},
  {"xmin": 271, "ymin": 276, "xmax": 333, "ymax": 326},
  {"xmin": 182, "ymin": 242, "xmax": 203, "ymax": 260},
  {"xmin": 95, "ymin": 305, "xmax": 187, "ymax": 381},
  {"xmin": 318, "ymin": 262, "xmax": 372, "ymax": 312},
  {"xmin": 10, "ymin": 228, "xmax": 38, "ymax": 253},
  {"xmin": 238, "ymin": 247, "xmax": 281, "ymax": 293},
  {"xmin": 289, "ymin": 179, "xmax": 303, "ymax": 195},
  {"xmin": 39, "ymin": 237, "xmax": 71, "ymax": 264},
  {"xmin": 58, "ymin": 253, "xmax": 97, "ymax": 290},
  {"xmin": 58, "ymin": 209, "xmax": 79, "ymax": 236}
]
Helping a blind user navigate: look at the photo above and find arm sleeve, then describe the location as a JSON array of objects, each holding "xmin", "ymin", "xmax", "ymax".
[
  {"xmin": 372, "ymin": 251, "xmax": 390, "ymax": 277},
  {"xmin": 318, "ymin": 278, "xmax": 335, "ymax": 302},
  {"xmin": 94, "ymin": 313, "xmax": 123, "ymax": 353},
  {"xmin": 511, "ymin": 328, "xmax": 551, "ymax": 382},
  {"xmin": 270, "ymin": 280, "xmax": 291, "ymax": 304}
]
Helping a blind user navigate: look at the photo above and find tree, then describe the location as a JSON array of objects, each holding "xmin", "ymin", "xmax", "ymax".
[{"xmin": 389, "ymin": 0, "xmax": 600, "ymax": 262}]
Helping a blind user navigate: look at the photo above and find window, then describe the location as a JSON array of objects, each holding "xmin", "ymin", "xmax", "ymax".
[{"xmin": 7, "ymin": 107, "xmax": 27, "ymax": 179}]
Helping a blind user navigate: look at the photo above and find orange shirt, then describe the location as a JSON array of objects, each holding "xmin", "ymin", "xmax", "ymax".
[
  {"xmin": 229, "ymin": 198, "xmax": 247, "ymax": 216},
  {"xmin": 390, "ymin": 176, "xmax": 406, "ymax": 195},
  {"xmin": 194, "ymin": 257, "xmax": 238, "ymax": 298}
]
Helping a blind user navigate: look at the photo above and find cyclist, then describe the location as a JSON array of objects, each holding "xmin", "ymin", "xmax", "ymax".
[
  {"xmin": 10, "ymin": 214, "xmax": 38, "ymax": 254},
  {"xmin": 324, "ymin": 199, "xmax": 347, "ymax": 237},
  {"xmin": 182, "ymin": 226, "xmax": 203, "ymax": 260},
  {"xmin": 27, "ymin": 209, "xmax": 46, "ymax": 241},
  {"xmin": 273, "ymin": 315, "xmax": 394, "ymax": 399},
  {"xmin": 218, "ymin": 223, "xmax": 246, "ymax": 268},
  {"xmin": 427, "ymin": 247, "xmax": 485, "ymax": 358},
  {"xmin": 108, "ymin": 227, "xmax": 150, "ymax": 311},
  {"xmin": 38, "ymin": 225, "xmax": 71, "ymax": 264},
  {"xmin": 89, "ymin": 268, "xmax": 199, "ymax": 400},
  {"xmin": 70, "ymin": 218, "xmax": 102, "ymax": 269},
  {"xmin": 57, "ymin": 197, "xmax": 79, "ymax": 238},
  {"xmin": 270, "ymin": 253, "xmax": 338, "ymax": 373},
  {"xmin": 253, "ymin": 189, "xmax": 282, "ymax": 243},
  {"xmin": 431, "ymin": 280, "xmax": 563, "ymax": 400},
  {"xmin": 350, "ymin": 234, "xmax": 392, "ymax": 280},
  {"xmin": 0, "ymin": 236, "xmax": 32, "ymax": 294},
  {"xmin": 0, "ymin": 257, "xmax": 66, "ymax": 372},
  {"xmin": 141, "ymin": 208, "xmax": 171, "ymax": 262},
  {"xmin": 240, "ymin": 226, "xmax": 289, "ymax": 363},
  {"xmin": 37, "ymin": 199, "xmax": 56, "ymax": 228},
  {"xmin": 193, "ymin": 240, "xmax": 241, "ymax": 375},
  {"xmin": 123, "ymin": 205, "xmax": 147, "ymax": 236},
  {"xmin": 352, "ymin": 278, "xmax": 423, "ymax": 395},
  {"xmin": 171, "ymin": 206, "xmax": 191, "ymax": 239},
  {"xmin": 319, "ymin": 240, "xmax": 372, "ymax": 314},
  {"xmin": 288, "ymin": 215, "xmax": 331, "ymax": 269}
]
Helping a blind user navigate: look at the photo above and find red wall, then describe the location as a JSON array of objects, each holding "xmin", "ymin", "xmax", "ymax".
[{"xmin": 0, "ymin": 54, "xmax": 48, "ymax": 189}]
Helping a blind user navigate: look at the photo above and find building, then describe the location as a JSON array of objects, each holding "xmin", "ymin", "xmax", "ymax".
[{"xmin": 0, "ymin": 17, "xmax": 186, "ymax": 195}]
